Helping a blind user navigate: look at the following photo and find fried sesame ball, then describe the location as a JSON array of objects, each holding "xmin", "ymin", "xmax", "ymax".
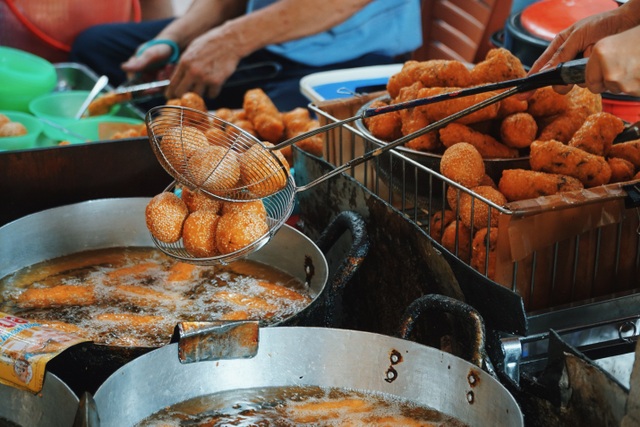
[
  {"xmin": 187, "ymin": 145, "xmax": 241, "ymax": 193},
  {"xmin": 182, "ymin": 210, "xmax": 221, "ymax": 258},
  {"xmin": 0, "ymin": 122, "xmax": 27, "ymax": 137},
  {"xmin": 220, "ymin": 200, "xmax": 267, "ymax": 221},
  {"xmin": 159, "ymin": 126, "xmax": 209, "ymax": 175},
  {"xmin": 145, "ymin": 192, "xmax": 189, "ymax": 243},
  {"xmin": 216, "ymin": 211, "xmax": 269, "ymax": 255},
  {"xmin": 458, "ymin": 185, "xmax": 507, "ymax": 229},
  {"xmin": 180, "ymin": 186, "xmax": 223, "ymax": 213},
  {"xmin": 440, "ymin": 142, "xmax": 485, "ymax": 188},
  {"xmin": 238, "ymin": 142, "xmax": 290, "ymax": 198}
]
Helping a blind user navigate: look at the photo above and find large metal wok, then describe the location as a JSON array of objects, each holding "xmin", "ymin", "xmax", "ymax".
[
  {"xmin": 0, "ymin": 372, "xmax": 78, "ymax": 427},
  {"xmin": 89, "ymin": 315, "xmax": 523, "ymax": 426},
  {"xmin": 0, "ymin": 198, "xmax": 368, "ymax": 394}
]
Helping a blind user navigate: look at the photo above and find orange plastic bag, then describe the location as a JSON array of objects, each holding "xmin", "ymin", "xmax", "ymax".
[{"xmin": 0, "ymin": 0, "xmax": 141, "ymax": 62}]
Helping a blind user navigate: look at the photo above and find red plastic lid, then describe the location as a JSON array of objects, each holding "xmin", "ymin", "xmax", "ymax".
[{"xmin": 521, "ymin": 0, "xmax": 617, "ymax": 41}]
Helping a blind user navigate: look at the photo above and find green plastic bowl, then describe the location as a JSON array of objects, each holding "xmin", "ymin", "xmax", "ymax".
[
  {"xmin": 45, "ymin": 116, "xmax": 144, "ymax": 144},
  {"xmin": 0, "ymin": 111, "xmax": 44, "ymax": 151},
  {"xmin": 0, "ymin": 47, "xmax": 57, "ymax": 112},
  {"xmin": 29, "ymin": 90, "xmax": 121, "ymax": 127}
]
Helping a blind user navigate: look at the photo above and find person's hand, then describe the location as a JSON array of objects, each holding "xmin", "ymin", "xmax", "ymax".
[
  {"xmin": 121, "ymin": 41, "xmax": 176, "ymax": 83},
  {"xmin": 166, "ymin": 27, "xmax": 244, "ymax": 99},
  {"xmin": 585, "ymin": 26, "xmax": 640, "ymax": 96}
]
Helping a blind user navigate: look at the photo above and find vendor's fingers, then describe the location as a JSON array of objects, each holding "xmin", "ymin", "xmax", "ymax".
[{"xmin": 122, "ymin": 43, "xmax": 172, "ymax": 73}]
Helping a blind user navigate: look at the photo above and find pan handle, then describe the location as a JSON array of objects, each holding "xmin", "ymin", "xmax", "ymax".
[
  {"xmin": 314, "ymin": 211, "xmax": 370, "ymax": 327},
  {"xmin": 397, "ymin": 294, "xmax": 486, "ymax": 369}
]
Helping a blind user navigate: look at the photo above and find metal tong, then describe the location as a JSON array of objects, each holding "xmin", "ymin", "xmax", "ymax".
[
  {"xmin": 113, "ymin": 61, "xmax": 283, "ymax": 102},
  {"xmin": 276, "ymin": 57, "xmax": 589, "ymax": 192}
]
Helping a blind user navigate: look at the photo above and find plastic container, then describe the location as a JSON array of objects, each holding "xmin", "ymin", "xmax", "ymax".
[
  {"xmin": 44, "ymin": 116, "xmax": 144, "ymax": 144},
  {"xmin": 29, "ymin": 90, "xmax": 121, "ymax": 127},
  {"xmin": 0, "ymin": 110, "xmax": 44, "ymax": 151},
  {"xmin": 0, "ymin": 46, "xmax": 57, "ymax": 112},
  {"xmin": 601, "ymin": 93, "xmax": 640, "ymax": 124}
]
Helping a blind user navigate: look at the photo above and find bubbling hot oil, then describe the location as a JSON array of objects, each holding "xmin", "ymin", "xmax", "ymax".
[
  {"xmin": 0, "ymin": 247, "xmax": 312, "ymax": 347},
  {"xmin": 135, "ymin": 386, "xmax": 469, "ymax": 426}
]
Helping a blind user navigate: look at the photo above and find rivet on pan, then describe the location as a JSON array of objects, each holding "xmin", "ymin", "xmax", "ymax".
[
  {"xmin": 384, "ymin": 367, "xmax": 398, "ymax": 383},
  {"xmin": 467, "ymin": 391, "xmax": 475, "ymax": 404},
  {"xmin": 389, "ymin": 349, "xmax": 402, "ymax": 365},
  {"xmin": 467, "ymin": 370, "xmax": 480, "ymax": 387}
]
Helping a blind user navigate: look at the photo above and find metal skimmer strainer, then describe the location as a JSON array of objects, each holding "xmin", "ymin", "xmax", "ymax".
[{"xmin": 145, "ymin": 58, "xmax": 588, "ymax": 264}]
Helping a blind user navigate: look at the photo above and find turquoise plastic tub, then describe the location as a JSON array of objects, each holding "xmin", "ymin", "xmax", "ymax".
[
  {"xmin": 0, "ymin": 47, "xmax": 57, "ymax": 112},
  {"xmin": 0, "ymin": 110, "xmax": 44, "ymax": 151}
]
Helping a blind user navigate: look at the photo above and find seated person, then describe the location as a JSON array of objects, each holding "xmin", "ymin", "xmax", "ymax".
[{"xmin": 69, "ymin": 0, "xmax": 422, "ymax": 110}]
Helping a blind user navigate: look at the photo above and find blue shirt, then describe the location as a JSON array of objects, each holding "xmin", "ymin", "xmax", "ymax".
[{"xmin": 246, "ymin": 0, "xmax": 423, "ymax": 66}]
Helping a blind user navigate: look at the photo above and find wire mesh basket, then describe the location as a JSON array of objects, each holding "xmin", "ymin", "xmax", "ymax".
[{"xmin": 310, "ymin": 96, "xmax": 640, "ymax": 313}]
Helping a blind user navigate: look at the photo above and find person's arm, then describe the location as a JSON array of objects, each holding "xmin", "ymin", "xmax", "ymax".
[
  {"xmin": 169, "ymin": 0, "xmax": 372, "ymax": 98},
  {"xmin": 121, "ymin": 0, "xmax": 246, "ymax": 79},
  {"xmin": 526, "ymin": 0, "xmax": 640, "ymax": 95}
]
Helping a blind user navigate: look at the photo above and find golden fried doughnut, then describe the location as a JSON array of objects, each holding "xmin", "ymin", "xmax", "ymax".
[
  {"xmin": 0, "ymin": 121, "xmax": 27, "ymax": 137},
  {"xmin": 440, "ymin": 123, "xmax": 519, "ymax": 158},
  {"xmin": 159, "ymin": 126, "xmax": 209, "ymax": 175},
  {"xmin": 500, "ymin": 112, "xmax": 538, "ymax": 149},
  {"xmin": 363, "ymin": 100, "xmax": 402, "ymax": 141},
  {"xmin": 609, "ymin": 139, "xmax": 640, "ymax": 168},
  {"xmin": 527, "ymin": 86, "xmax": 569, "ymax": 117},
  {"xmin": 220, "ymin": 200, "xmax": 267, "ymax": 221},
  {"xmin": 204, "ymin": 126, "xmax": 228, "ymax": 146},
  {"xmin": 145, "ymin": 192, "xmax": 189, "ymax": 243},
  {"xmin": 441, "ymin": 220, "xmax": 472, "ymax": 261},
  {"xmin": 607, "ymin": 157, "xmax": 636, "ymax": 183},
  {"xmin": 498, "ymin": 169, "xmax": 583, "ymax": 202},
  {"xmin": 440, "ymin": 142, "xmax": 485, "ymax": 187},
  {"xmin": 0, "ymin": 113, "xmax": 10, "ymax": 127},
  {"xmin": 530, "ymin": 139, "xmax": 611, "ymax": 187},
  {"xmin": 243, "ymin": 88, "xmax": 285, "ymax": 143},
  {"xmin": 216, "ymin": 211, "xmax": 269, "ymax": 255},
  {"xmin": 568, "ymin": 112, "xmax": 625, "ymax": 156},
  {"xmin": 181, "ymin": 186, "xmax": 223, "ymax": 213},
  {"xmin": 429, "ymin": 209, "xmax": 455, "ymax": 243},
  {"xmin": 470, "ymin": 48, "xmax": 527, "ymax": 85},
  {"xmin": 180, "ymin": 92, "xmax": 207, "ymax": 112},
  {"xmin": 182, "ymin": 210, "xmax": 221, "ymax": 258},
  {"xmin": 239, "ymin": 142, "xmax": 290, "ymax": 197},
  {"xmin": 458, "ymin": 185, "xmax": 506, "ymax": 229},
  {"xmin": 471, "ymin": 227, "xmax": 497, "ymax": 279},
  {"xmin": 538, "ymin": 107, "xmax": 589, "ymax": 143},
  {"xmin": 187, "ymin": 145, "xmax": 241, "ymax": 193}
]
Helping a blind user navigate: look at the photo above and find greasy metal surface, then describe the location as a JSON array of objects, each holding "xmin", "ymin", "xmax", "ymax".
[
  {"xmin": 91, "ymin": 327, "xmax": 523, "ymax": 427},
  {"xmin": 398, "ymin": 294, "xmax": 486, "ymax": 369},
  {"xmin": 502, "ymin": 330, "xmax": 630, "ymax": 426},
  {"xmin": 294, "ymin": 147, "xmax": 526, "ymax": 338},
  {"xmin": 176, "ymin": 321, "xmax": 259, "ymax": 363},
  {"xmin": 0, "ymin": 198, "xmax": 329, "ymax": 395},
  {"xmin": 0, "ymin": 372, "xmax": 78, "ymax": 427},
  {"xmin": 313, "ymin": 210, "xmax": 370, "ymax": 327}
]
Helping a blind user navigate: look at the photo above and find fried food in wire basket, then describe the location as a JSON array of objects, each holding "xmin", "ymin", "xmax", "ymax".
[
  {"xmin": 145, "ymin": 192, "xmax": 189, "ymax": 243},
  {"xmin": 568, "ymin": 112, "xmax": 625, "ymax": 156},
  {"xmin": 530, "ymin": 139, "xmax": 612, "ymax": 188},
  {"xmin": 440, "ymin": 142, "xmax": 485, "ymax": 187},
  {"xmin": 608, "ymin": 139, "xmax": 640, "ymax": 168},
  {"xmin": 498, "ymin": 169, "xmax": 584, "ymax": 202},
  {"xmin": 243, "ymin": 88, "xmax": 285, "ymax": 143},
  {"xmin": 440, "ymin": 123, "xmax": 519, "ymax": 158}
]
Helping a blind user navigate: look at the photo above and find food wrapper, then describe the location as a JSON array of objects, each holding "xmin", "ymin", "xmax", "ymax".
[
  {"xmin": 494, "ymin": 182, "xmax": 639, "ymax": 310},
  {"xmin": 0, "ymin": 312, "xmax": 89, "ymax": 393}
]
